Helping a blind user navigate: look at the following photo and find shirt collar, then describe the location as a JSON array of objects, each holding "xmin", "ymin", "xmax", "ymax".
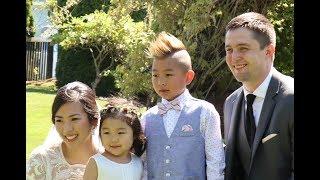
[
  {"xmin": 161, "ymin": 88, "xmax": 191, "ymax": 108},
  {"xmin": 243, "ymin": 68, "xmax": 273, "ymax": 100}
]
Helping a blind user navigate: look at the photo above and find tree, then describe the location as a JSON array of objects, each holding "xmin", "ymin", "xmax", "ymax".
[
  {"xmin": 26, "ymin": 0, "xmax": 35, "ymax": 37},
  {"xmin": 49, "ymin": 0, "xmax": 153, "ymax": 98},
  {"xmin": 136, "ymin": 0, "xmax": 293, "ymax": 112},
  {"xmin": 50, "ymin": 3, "xmax": 152, "ymax": 93},
  {"xmin": 106, "ymin": 0, "xmax": 155, "ymax": 104},
  {"xmin": 47, "ymin": 0, "xmax": 293, "ymax": 110},
  {"xmin": 268, "ymin": 0, "xmax": 294, "ymax": 77}
]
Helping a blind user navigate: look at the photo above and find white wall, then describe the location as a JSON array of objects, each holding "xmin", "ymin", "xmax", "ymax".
[{"xmin": 32, "ymin": 0, "xmax": 58, "ymax": 78}]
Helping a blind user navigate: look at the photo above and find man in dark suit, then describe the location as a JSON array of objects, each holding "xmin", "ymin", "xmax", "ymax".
[{"xmin": 223, "ymin": 12, "xmax": 294, "ymax": 180}]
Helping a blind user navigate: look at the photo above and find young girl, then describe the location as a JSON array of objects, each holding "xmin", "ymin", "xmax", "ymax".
[{"xmin": 83, "ymin": 97, "xmax": 146, "ymax": 180}]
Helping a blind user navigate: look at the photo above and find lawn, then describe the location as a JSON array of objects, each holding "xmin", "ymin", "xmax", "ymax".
[
  {"xmin": 26, "ymin": 86, "xmax": 107, "ymax": 160},
  {"xmin": 26, "ymin": 90, "xmax": 55, "ymax": 160}
]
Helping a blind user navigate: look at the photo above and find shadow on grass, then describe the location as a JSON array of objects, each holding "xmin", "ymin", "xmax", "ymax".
[{"xmin": 26, "ymin": 86, "xmax": 57, "ymax": 94}]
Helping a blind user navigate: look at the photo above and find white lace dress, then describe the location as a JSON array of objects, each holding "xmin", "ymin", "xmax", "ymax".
[{"xmin": 26, "ymin": 143, "xmax": 91, "ymax": 180}]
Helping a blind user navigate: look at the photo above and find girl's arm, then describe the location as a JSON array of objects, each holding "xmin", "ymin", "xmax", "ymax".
[{"xmin": 83, "ymin": 157, "xmax": 98, "ymax": 180}]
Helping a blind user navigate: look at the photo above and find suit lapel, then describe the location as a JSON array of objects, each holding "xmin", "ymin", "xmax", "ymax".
[
  {"xmin": 249, "ymin": 72, "xmax": 280, "ymax": 170},
  {"xmin": 226, "ymin": 90, "xmax": 244, "ymax": 170},
  {"xmin": 228, "ymin": 91, "xmax": 244, "ymax": 143}
]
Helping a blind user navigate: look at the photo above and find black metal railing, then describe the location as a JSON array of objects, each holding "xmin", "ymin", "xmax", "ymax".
[{"xmin": 26, "ymin": 38, "xmax": 53, "ymax": 81}]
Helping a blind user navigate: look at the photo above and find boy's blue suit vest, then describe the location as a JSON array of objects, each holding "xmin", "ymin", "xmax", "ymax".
[{"xmin": 144, "ymin": 97, "xmax": 206, "ymax": 180}]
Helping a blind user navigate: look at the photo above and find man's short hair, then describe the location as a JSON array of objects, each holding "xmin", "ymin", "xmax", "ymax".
[
  {"xmin": 147, "ymin": 31, "xmax": 192, "ymax": 71},
  {"xmin": 226, "ymin": 12, "xmax": 276, "ymax": 49}
]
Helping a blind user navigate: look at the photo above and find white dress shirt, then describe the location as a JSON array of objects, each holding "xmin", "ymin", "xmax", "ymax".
[
  {"xmin": 140, "ymin": 89, "xmax": 225, "ymax": 180},
  {"xmin": 243, "ymin": 68, "xmax": 273, "ymax": 126}
]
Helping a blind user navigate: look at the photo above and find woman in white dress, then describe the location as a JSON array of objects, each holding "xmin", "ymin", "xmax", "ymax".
[{"xmin": 26, "ymin": 81, "xmax": 104, "ymax": 180}]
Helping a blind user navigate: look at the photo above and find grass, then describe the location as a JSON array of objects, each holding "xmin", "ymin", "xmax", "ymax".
[
  {"xmin": 26, "ymin": 86, "xmax": 108, "ymax": 160},
  {"xmin": 26, "ymin": 91, "xmax": 55, "ymax": 160}
]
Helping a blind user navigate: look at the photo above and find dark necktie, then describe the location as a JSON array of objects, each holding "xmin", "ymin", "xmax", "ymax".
[{"xmin": 245, "ymin": 94, "xmax": 256, "ymax": 148}]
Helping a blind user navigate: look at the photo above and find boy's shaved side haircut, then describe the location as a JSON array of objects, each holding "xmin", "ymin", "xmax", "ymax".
[{"xmin": 147, "ymin": 31, "xmax": 192, "ymax": 71}]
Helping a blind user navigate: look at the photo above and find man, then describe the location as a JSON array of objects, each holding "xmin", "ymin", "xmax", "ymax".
[{"xmin": 223, "ymin": 12, "xmax": 294, "ymax": 180}]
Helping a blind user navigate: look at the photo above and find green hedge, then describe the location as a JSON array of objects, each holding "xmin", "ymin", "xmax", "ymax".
[
  {"xmin": 55, "ymin": 47, "xmax": 119, "ymax": 97},
  {"xmin": 26, "ymin": 0, "xmax": 35, "ymax": 37},
  {"xmin": 57, "ymin": 0, "xmax": 110, "ymax": 17}
]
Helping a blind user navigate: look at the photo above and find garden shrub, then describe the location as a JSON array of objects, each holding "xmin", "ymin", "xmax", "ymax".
[{"xmin": 55, "ymin": 47, "xmax": 119, "ymax": 97}]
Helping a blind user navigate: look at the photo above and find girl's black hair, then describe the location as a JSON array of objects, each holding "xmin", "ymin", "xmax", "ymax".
[{"xmin": 99, "ymin": 97, "xmax": 146, "ymax": 157}]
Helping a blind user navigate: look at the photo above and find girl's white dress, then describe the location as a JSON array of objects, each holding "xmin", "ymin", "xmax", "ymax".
[{"xmin": 93, "ymin": 153, "xmax": 143, "ymax": 180}]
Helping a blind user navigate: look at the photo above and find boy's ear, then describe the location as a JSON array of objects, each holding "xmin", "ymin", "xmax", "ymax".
[{"xmin": 185, "ymin": 70, "xmax": 195, "ymax": 85}]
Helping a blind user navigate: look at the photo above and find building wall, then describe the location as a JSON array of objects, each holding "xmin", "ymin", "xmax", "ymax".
[{"xmin": 31, "ymin": 0, "xmax": 58, "ymax": 78}]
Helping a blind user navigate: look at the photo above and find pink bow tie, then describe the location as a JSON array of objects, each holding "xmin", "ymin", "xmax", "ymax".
[{"xmin": 157, "ymin": 99, "xmax": 181, "ymax": 115}]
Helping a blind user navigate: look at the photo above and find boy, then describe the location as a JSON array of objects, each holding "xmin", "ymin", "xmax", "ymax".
[{"xmin": 141, "ymin": 32, "xmax": 225, "ymax": 180}]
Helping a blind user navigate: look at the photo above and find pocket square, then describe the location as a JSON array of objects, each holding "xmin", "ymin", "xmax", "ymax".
[
  {"xmin": 262, "ymin": 133, "xmax": 278, "ymax": 143},
  {"xmin": 181, "ymin": 124, "xmax": 193, "ymax": 132}
]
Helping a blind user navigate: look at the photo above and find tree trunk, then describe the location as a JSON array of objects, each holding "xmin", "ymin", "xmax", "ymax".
[{"xmin": 91, "ymin": 75, "xmax": 102, "ymax": 94}]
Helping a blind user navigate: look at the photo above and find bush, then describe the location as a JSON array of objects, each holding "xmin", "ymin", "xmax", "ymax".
[
  {"xmin": 55, "ymin": 47, "xmax": 119, "ymax": 97},
  {"xmin": 26, "ymin": 78, "xmax": 58, "ymax": 94},
  {"xmin": 26, "ymin": 0, "xmax": 35, "ymax": 37},
  {"xmin": 57, "ymin": 0, "xmax": 110, "ymax": 17}
]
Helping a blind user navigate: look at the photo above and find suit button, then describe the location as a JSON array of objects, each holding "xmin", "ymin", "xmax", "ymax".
[{"xmin": 165, "ymin": 145, "xmax": 170, "ymax": 149}]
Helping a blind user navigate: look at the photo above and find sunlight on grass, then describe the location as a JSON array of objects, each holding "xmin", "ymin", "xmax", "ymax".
[{"xmin": 26, "ymin": 92, "xmax": 55, "ymax": 160}]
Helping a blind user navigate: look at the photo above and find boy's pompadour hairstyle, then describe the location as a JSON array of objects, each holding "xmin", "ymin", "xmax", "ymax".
[
  {"xmin": 147, "ymin": 31, "xmax": 187, "ymax": 59},
  {"xmin": 147, "ymin": 31, "xmax": 192, "ymax": 71}
]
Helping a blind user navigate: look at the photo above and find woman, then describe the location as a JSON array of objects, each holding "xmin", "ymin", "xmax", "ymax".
[{"xmin": 26, "ymin": 81, "xmax": 103, "ymax": 180}]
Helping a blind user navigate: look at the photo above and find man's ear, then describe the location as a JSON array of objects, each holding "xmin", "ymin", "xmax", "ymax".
[
  {"xmin": 265, "ymin": 44, "xmax": 275, "ymax": 59},
  {"xmin": 186, "ymin": 70, "xmax": 195, "ymax": 85}
]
